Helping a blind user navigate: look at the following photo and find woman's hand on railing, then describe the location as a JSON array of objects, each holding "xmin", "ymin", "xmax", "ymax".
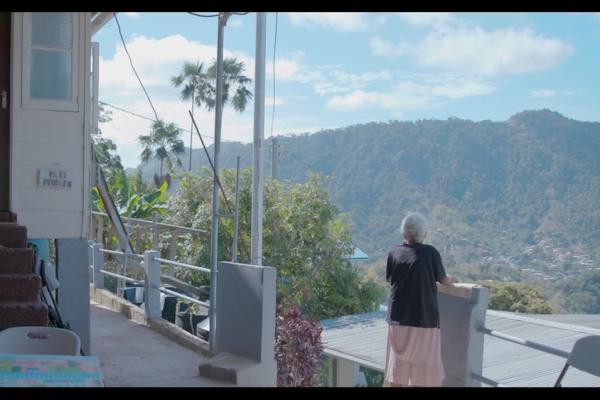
[{"xmin": 441, "ymin": 275, "xmax": 459, "ymax": 285}]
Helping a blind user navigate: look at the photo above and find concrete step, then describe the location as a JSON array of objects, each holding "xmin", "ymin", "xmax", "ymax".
[
  {"xmin": 0, "ymin": 247, "xmax": 34, "ymax": 274},
  {"xmin": 198, "ymin": 351, "xmax": 276, "ymax": 387},
  {"xmin": 0, "ymin": 223, "xmax": 27, "ymax": 248},
  {"xmin": 0, "ymin": 274, "xmax": 42, "ymax": 302},
  {"xmin": 0, "ymin": 301, "xmax": 48, "ymax": 331},
  {"xmin": 0, "ymin": 212, "xmax": 17, "ymax": 223}
]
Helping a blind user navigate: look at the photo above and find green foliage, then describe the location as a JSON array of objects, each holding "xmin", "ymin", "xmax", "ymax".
[
  {"xmin": 116, "ymin": 178, "xmax": 169, "ymax": 219},
  {"xmin": 92, "ymin": 103, "xmax": 125, "ymax": 198},
  {"xmin": 481, "ymin": 281, "xmax": 554, "ymax": 314},
  {"xmin": 357, "ymin": 366, "xmax": 384, "ymax": 387},
  {"xmin": 156, "ymin": 109, "xmax": 600, "ymax": 314},
  {"xmin": 138, "ymin": 120, "xmax": 185, "ymax": 176},
  {"xmin": 555, "ymin": 270, "xmax": 600, "ymax": 313},
  {"xmin": 166, "ymin": 170, "xmax": 385, "ymax": 320}
]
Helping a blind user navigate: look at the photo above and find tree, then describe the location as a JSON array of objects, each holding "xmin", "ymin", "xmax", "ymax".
[
  {"xmin": 205, "ymin": 57, "xmax": 253, "ymax": 112},
  {"xmin": 481, "ymin": 281, "xmax": 554, "ymax": 314},
  {"xmin": 138, "ymin": 120, "xmax": 185, "ymax": 177},
  {"xmin": 171, "ymin": 61, "xmax": 211, "ymax": 171},
  {"xmin": 170, "ymin": 57, "xmax": 252, "ymax": 173},
  {"xmin": 275, "ymin": 304, "xmax": 324, "ymax": 387},
  {"xmin": 165, "ymin": 170, "xmax": 385, "ymax": 320},
  {"xmin": 92, "ymin": 103, "xmax": 125, "ymax": 197}
]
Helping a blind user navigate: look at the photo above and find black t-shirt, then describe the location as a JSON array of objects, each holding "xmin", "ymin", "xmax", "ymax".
[{"xmin": 386, "ymin": 243, "xmax": 447, "ymax": 328}]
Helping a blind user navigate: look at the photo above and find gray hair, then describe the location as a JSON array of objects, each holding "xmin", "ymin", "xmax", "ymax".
[{"xmin": 401, "ymin": 212, "xmax": 428, "ymax": 243}]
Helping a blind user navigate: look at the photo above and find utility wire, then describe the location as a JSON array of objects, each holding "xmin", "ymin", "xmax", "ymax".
[
  {"xmin": 188, "ymin": 12, "xmax": 249, "ymax": 18},
  {"xmin": 99, "ymin": 100, "xmax": 214, "ymax": 139},
  {"xmin": 189, "ymin": 110, "xmax": 233, "ymax": 215},
  {"xmin": 113, "ymin": 13, "xmax": 160, "ymax": 122},
  {"xmin": 189, "ymin": 110, "xmax": 251, "ymax": 262},
  {"xmin": 187, "ymin": 12, "xmax": 223, "ymax": 18}
]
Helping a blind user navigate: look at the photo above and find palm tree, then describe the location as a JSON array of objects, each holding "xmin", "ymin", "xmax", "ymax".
[
  {"xmin": 205, "ymin": 57, "xmax": 253, "ymax": 113},
  {"xmin": 171, "ymin": 62, "xmax": 211, "ymax": 171},
  {"xmin": 170, "ymin": 57, "xmax": 252, "ymax": 174},
  {"xmin": 138, "ymin": 120, "xmax": 185, "ymax": 177}
]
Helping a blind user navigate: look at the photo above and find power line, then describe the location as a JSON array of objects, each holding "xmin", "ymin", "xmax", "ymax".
[
  {"xmin": 99, "ymin": 100, "xmax": 214, "ymax": 140},
  {"xmin": 187, "ymin": 12, "xmax": 249, "ymax": 18},
  {"xmin": 113, "ymin": 12, "xmax": 160, "ymax": 122},
  {"xmin": 187, "ymin": 12, "xmax": 223, "ymax": 18}
]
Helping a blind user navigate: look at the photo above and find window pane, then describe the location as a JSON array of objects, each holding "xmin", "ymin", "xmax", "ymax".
[
  {"xmin": 31, "ymin": 12, "xmax": 72, "ymax": 48},
  {"xmin": 30, "ymin": 49, "xmax": 71, "ymax": 100}
]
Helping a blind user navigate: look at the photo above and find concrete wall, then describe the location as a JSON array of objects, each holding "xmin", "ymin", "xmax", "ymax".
[
  {"xmin": 215, "ymin": 261, "xmax": 276, "ymax": 383},
  {"xmin": 437, "ymin": 283, "xmax": 490, "ymax": 387},
  {"xmin": 10, "ymin": 12, "xmax": 91, "ymax": 239},
  {"xmin": 56, "ymin": 238, "xmax": 90, "ymax": 355}
]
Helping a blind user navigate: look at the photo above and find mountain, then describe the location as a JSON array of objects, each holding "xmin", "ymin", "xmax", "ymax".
[{"xmin": 136, "ymin": 109, "xmax": 600, "ymax": 279}]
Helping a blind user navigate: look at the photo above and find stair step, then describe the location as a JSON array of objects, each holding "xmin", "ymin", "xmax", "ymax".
[
  {"xmin": 0, "ymin": 301, "xmax": 48, "ymax": 331},
  {"xmin": 0, "ymin": 247, "xmax": 34, "ymax": 274},
  {"xmin": 0, "ymin": 274, "xmax": 42, "ymax": 302},
  {"xmin": 0, "ymin": 223, "xmax": 28, "ymax": 249},
  {"xmin": 0, "ymin": 212, "xmax": 17, "ymax": 223}
]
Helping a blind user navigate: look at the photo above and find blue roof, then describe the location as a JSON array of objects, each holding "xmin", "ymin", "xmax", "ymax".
[{"xmin": 345, "ymin": 246, "xmax": 368, "ymax": 260}]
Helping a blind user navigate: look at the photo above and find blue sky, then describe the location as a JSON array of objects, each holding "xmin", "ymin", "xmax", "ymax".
[{"xmin": 94, "ymin": 12, "xmax": 600, "ymax": 168}]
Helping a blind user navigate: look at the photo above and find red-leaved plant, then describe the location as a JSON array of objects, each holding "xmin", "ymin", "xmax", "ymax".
[{"xmin": 274, "ymin": 303, "xmax": 324, "ymax": 387}]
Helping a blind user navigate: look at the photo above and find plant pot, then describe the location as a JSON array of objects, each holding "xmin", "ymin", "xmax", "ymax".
[{"xmin": 175, "ymin": 311, "xmax": 206, "ymax": 335}]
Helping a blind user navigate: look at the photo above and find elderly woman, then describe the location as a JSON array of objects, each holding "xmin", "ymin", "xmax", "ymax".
[{"xmin": 384, "ymin": 212, "xmax": 457, "ymax": 387}]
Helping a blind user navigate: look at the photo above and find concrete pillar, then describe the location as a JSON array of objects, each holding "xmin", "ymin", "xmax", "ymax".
[
  {"xmin": 437, "ymin": 283, "xmax": 490, "ymax": 387},
  {"xmin": 215, "ymin": 261, "xmax": 277, "ymax": 385},
  {"xmin": 56, "ymin": 238, "xmax": 91, "ymax": 355},
  {"xmin": 144, "ymin": 250, "xmax": 161, "ymax": 319},
  {"xmin": 336, "ymin": 358, "xmax": 355, "ymax": 387}
]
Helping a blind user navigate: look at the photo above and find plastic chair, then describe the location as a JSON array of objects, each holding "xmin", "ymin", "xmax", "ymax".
[
  {"xmin": 0, "ymin": 326, "xmax": 81, "ymax": 356},
  {"xmin": 554, "ymin": 335, "xmax": 600, "ymax": 387}
]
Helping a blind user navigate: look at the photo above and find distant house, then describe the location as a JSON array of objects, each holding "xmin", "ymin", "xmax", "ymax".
[
  {"xmin": 320, "ymin": 307, "xmax": 600, "ymax": 387},
  {"xmin": 344, "ymin": 246, "xmax": 368, "ymax": 261}
]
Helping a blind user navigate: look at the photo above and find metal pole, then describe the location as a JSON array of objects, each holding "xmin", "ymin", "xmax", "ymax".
[
  {"xmin": 251, "ymin": 12, "xmax": 266, "ymax": 266},
  {"xmin": 271, "ymin": 137, "xmax": 278, "ymax": 181},
  {"xmin": 232, "ymin": 156, "xmax": 241, "ymax": 262},
  {"xmin": 152, "ymin": 213, "xmax": 158, "ymax": 250},
  {"xmin": 189, "ymin": 96, "xmax": 194, "ymax": 171},
  {"xmin": 209, "ymin": 12, "xmax": 230, "ymax": 354}
]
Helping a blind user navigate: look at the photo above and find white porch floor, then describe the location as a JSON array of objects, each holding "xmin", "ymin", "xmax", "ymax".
[{"xmin": 89, "ymin": 301, "xmax": 233, "ymax": 387}]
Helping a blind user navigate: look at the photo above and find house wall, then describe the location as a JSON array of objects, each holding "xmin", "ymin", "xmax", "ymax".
[{"xmin": 9, "ymin": 12, "xmax": 91, "ymax": 239}]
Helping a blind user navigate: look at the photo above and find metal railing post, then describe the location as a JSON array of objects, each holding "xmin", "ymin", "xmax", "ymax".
[
  {"xmin": 144, "ymin": 250, "xmax": 161, "ymax": 319},
  {"xmin": 92, "ymin": 243, "xmax": 104, "ymax": 289}
]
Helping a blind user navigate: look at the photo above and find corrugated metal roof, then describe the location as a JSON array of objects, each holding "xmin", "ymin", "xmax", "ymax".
[{"xmin": 320, "ymin": 309, "xmax": 600, "ymax": 387}]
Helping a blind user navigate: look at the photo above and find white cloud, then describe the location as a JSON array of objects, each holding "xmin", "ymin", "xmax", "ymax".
[
  {"xmin": 265, "ymin": 96, "xmax": 285, "ymax": 106},
  {"xmin": 529, "ymin": 89, "xmax": 574, "ymax": 98},
  {"xmin": 287, "ymin": 12, "xmax": 368, "ymax": 32},
  {"xmin": 100, "ymin": 34, "xmax": 255, "ymax": 95},
  {"xmin": 416, "ymin": 27, "xmax": 574, "ymax": 76},
  {"xmin": 326, "ymin": 75, "xmax": 495, "ymax": 112},
  {"xmin": 123, "ymin": 12, "xmax": 140, "ymax": 19},
  {"xmin": 229, "ymin": 18, "xmax": 243, "ymax": 28},
  {"xmin": 396, "ymin": 12, "xmax": 456, "ymax": 29},
  {"xmin": 530, "ymin": 89, "xmax": 556, "ymax": 98},
  {"xmin": 370, "ymin": 37, "xmax": 408, "ymax": 58}
]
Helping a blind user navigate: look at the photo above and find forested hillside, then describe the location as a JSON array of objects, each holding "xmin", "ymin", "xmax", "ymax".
[{"xmin": 135, "ymin": 109, "xmax": 600, "ymax": 312}]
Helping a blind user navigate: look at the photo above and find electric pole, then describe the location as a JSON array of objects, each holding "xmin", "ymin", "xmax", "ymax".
[
  {"xmin": 251, "ymin": 12, "xmax": 266, "ymax": 266},
  {"xmin": 208, "ymin": 11, "xmax": 231, "ymax": 354}
]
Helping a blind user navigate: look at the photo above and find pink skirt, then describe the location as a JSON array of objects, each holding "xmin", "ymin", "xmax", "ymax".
[{"xmin": 384, "ymin": 324, "xmax": 445, "ymax": 387}]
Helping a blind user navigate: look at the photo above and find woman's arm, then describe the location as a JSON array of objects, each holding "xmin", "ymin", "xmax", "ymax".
[{"xmin": 440, "ymin": 275, "xmax": 458, "ymax": 285}]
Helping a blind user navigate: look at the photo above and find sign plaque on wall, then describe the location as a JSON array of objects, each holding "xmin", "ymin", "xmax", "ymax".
[{"xmin": 38, "ymin": 167, "xmax": 74, "ymax": 189}]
